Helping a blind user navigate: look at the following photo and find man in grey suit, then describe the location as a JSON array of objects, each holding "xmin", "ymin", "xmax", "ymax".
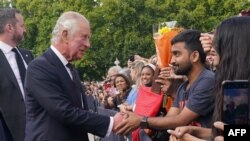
[
  {"xmin": 25, "ymin": 11, "xmax": 123, "ymax": 141},
  {"xmin": 0, "ymin": 8, "xmax": 33, "ymax": 141}
]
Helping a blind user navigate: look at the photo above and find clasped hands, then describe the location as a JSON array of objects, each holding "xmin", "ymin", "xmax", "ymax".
[{"xmin": 112, "ymin": 107, "xmax": 142, "ymax": 136}]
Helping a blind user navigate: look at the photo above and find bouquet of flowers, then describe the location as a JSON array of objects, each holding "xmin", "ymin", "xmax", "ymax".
[
  {"xmin": 151, "ymin": 21, "xmax": 183, "ymax": 94},
  {"xmin": 153, "ymin": 21, "xmax": 183, "ymax": 68}
]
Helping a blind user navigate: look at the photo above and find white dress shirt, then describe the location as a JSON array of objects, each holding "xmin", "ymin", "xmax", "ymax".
[
  {"xmin": 0, "ymin": 41, "xmax": 27, "ymax": 99},
  {"xmin": 50, "ymin": 46, "xmax": 114, "ymax": 137}
]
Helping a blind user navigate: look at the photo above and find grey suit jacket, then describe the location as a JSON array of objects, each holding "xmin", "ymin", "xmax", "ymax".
[{"xmin": 0, "ymin": 48, "xmax": 33, "ymax": 141}]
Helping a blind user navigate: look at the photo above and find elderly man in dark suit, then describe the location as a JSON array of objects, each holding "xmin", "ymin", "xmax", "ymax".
[
  {"xmin": 0, "ymin": 8, "xmax": 33, "ymax": 141},
  {"xmin": 25, "ymin": 11, "xmax": 123, "ymax": 141}
]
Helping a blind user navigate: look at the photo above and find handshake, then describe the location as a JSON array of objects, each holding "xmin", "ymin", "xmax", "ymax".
[{"xmin": 112, "ymin": 110, "xmax": 142, "ymax": 136}]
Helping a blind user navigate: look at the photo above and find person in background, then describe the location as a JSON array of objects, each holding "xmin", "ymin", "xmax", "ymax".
[
  {"xmin": 167, "ymin": 16, "xmax": 250, "ymax": 141},
  {"xmin": 24, "ymin": 11, "xmax": 124, "ymax": 141},
  {"xmin": 116, "ymin": 30, "xmax": 215, "ymax": 136},
  {"xmin": 126, "ymin": 60, "xmax": 145, "ymax": 108},
  {"xmin": 113, "ymin": 73, "xmax": 132, "ymax": 110},
  {"xmin": 127, "ymin": 54, "xmax": 148, "ymax": 68},
  {"xmin": 105, "ymin": 65, "xmax": 122, "ymax": 97},
  {"xmin": 148, "ymin": 54, "xmax": 157, "ymax": 66},
  {"xmin": 205, "ymin": 47, "xmax": 219, "ymax": 72},
  {"xmin": 0, "ymin": 8, "xmax": 33, "ymax": 141}
]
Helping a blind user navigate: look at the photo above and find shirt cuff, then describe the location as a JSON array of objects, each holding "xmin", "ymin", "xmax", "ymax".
[{"xmin": 105, "ymin": 117, "xmax": 114, "ymax": 137}]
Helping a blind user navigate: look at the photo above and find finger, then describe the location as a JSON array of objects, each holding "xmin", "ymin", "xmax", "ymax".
[
  {"xmin": 123, "ymin": 113, "xmax": 129, "ymax": 119},
  {"xmin": 214, "ymin": 121, "xmax": 225, "ymax": 130},
  {"xmin": 155, "ymin": 78, "xmax": 165, "ymax": 83},
  {"xmin": 214, "ymin": 136, "xmax": 224, "ymax": 141},
  {"xmin": 160, "ymin": 66, "xmax": 172, "ymax": 72},
  {"xmin": 167, "ymin": 129, "xmax": 183, "ymax": 138},
  {"xmin": 202, "ymin": 45, "xmax": 212, "ymax": 49},
  {"xmin": 159, "ymin": 70, "xmax": 171, "ymax": 75},
  {"xmin": 117, "ymin": 123, "xmax": 132, "ymax": 136},
  {"xmin": 116, "ymin": 121, "xmax": 129, "ymax": 135},
  {"xmin": 200, "ymin": 38, "xmax": 212, "ymax": 44},
  {"xmin": 168, "ymin": 64, "xmax": 174, "ymax": 68},
  {"xmin": 200, "ymin": 33, "xmax": 213, "ymax": 38},
  {"xmin": 169, "ymin": 135, "xmax": 178, "ymax": 141},
  {"xmin": 173, "ymin": 75, "xmax": 185, "ymax": 80},
  {"xmin": 122, "ymin": 127, "xmax": 133, "ymax": 136}
]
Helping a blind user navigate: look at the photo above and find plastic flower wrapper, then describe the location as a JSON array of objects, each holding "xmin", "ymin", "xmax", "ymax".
[
  {"xmin": 151, "ymin": 21, "xmax": 183, "ymax": 94},
  {"xmin": 153, "ymin": 21, "xmax": 183, "ymax": 68}
]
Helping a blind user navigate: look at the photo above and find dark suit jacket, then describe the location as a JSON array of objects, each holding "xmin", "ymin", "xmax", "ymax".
[
  {"xmin": 25, "ymin": 48, "xmax": 110, "ymax": 141},
  {"xmin": 0, "ymin": 48, "xmax": 33, "ymax": 141},
  {"xmin": 0, "ymin": 108, "xmax": 13, "ymax": 141}
]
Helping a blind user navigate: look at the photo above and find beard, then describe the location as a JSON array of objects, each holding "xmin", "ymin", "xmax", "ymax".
[
  {"xmin": 173, "ymin": 62, "xmax": 192, "ymax": 76},
  {"xmin": 12, "ymin": 29, "xmax": 25, "ymax": 46}
]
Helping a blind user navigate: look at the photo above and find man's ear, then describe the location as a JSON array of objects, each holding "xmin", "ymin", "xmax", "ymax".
[
  {"xmin": 191, "ymin": 51, "xmax": 200, "ymax": 63},
  {"xmin": 5, "ymin": 24, "xmax": 14, "ymax": 33},
  {"xmin": 61, "ymin": 30, "xmax": 69, "ymax": 42}
]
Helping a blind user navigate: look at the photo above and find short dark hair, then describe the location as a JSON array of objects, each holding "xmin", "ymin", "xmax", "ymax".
[
  {"xmin": 114, "ymin": 73, "xmax": 131, "ymax": 89},
  {"xmin": 171, "ymin": 30, "xmax": 206, "ymax": 64},
  {"xmin": 0, "ymin": 8, "xmax": 20, "ymax": 34}
]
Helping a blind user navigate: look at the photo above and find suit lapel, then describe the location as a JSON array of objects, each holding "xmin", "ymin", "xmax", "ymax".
[
  {"xmin": 73, "ymin": 69, "xmax": 88, "ymax": 110},
  {"xmin": 18, "ymin": 48, "xmax": 33, "ymax": 65},
  {"xmin": 43, "ymin": 48, "xmax": 83, "ymax": 108},
  {"xmin": 0, "ymin": 50, "xmax": 22, "ymax": 92}
]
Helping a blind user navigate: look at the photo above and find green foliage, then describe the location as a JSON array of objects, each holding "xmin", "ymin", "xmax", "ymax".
[
  {"xmin": 0, "ymin": 0, "xmax": 13, "ymax": 7},
  {"xmin": 8, "ymin": 0, "xmax": 249, "ymax": 80}
]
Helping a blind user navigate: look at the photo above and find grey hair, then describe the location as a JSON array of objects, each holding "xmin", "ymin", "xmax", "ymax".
[
  {"xmin": 108, "ymin": 66, "xmax": 122, "ymax": 75},
  {"xmin": 0, "ymin": 8, "xmax": 20, "ymax": 34},
  {"xmin": 119, "ymin": 67, "xmax": 132, "ymax": 83},
  {"xmin": 51, "ymin": 11, "xmax": 89, "ymax": 44}
]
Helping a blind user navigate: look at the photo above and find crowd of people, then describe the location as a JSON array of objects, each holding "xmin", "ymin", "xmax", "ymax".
[{"xmin": 0, "ymin": 7, "xmax": 249, "ymax": 141}]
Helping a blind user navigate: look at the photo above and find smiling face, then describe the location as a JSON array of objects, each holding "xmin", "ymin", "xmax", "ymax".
[
  {"xmin": 140, "ymin": 66, "xmax": 154, "ymax": 86},
  {"xmin": 206, "ymin": 47, "xmax": 220, "ymax": 68},
  {"xmin": 171, "ymin": 42, "xmax": 192, "ymax": 75}
]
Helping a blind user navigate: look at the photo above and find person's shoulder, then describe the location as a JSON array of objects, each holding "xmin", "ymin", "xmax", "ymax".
[
  {"xmin": 28, "ymin": 55, "xmax": 47, "ymax": 68},
  {"xmin": 18, "ymin": 47, "xmax": 32, "ymax": 53},
  {"xmin": 192, "ymin": 69, "xmax": 215, "ymax": 90},
  {"xmin": 200, "ymin": 69, "xmax": 215, "ymax": 79}
]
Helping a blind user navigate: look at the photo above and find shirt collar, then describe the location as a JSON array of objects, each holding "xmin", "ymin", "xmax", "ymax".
[
  {"xmin": 50, "ymin": 45, "xmax": 69, "ymax": 66},
  {"xmin": 0, "ymin": 41, "xmax": 15, "ymax": 53}
]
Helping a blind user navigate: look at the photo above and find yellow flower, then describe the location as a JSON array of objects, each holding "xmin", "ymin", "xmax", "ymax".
[{"xmin": 159, "ymin": 27, "xmax": 171, "ymax": 35}]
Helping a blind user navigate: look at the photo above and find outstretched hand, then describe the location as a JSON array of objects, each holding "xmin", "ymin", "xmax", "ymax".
[
  {"xmin": 114, "ymin": 110, "xmax": 142, "ymax": 136},
  {"xmin": 112, "ymin": 112, "xmax": 128, "ymax": 132},
  {"xmin": 167, "ymin": 126, "xmax": 194, "ymax": 138},
  {"xmin": 168, "ymin": 127, "xmax": 205, "ymax": 141}
]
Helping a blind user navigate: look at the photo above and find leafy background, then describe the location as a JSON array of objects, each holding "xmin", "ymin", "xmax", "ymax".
[{"xmin": 1, "ymin": 0, "xmax": 250, "ymax": 80}]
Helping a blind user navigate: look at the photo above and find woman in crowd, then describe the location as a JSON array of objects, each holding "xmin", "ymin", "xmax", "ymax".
[
  {"xmin": 113, "ymin": 73, "xmax": 132, "ymax": 110},
  {"xmin": 126, "ymin": 60, "xmax": 145, "ymax": 108}
]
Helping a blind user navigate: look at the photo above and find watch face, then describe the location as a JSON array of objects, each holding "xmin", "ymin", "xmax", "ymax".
[{"xmin": 140, "ymin": 116, "xmax": 148, "ymax": 129}]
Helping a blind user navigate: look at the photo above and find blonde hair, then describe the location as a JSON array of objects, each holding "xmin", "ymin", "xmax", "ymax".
[{"xmin": 130, "ymin": 60, "xmax": 145, "ymax": 88}]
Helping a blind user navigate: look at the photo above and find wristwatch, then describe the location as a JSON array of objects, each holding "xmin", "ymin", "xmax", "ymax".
[{"xmin": 140, "ymin": 116, "xmax": 149, "ymax": 129}]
